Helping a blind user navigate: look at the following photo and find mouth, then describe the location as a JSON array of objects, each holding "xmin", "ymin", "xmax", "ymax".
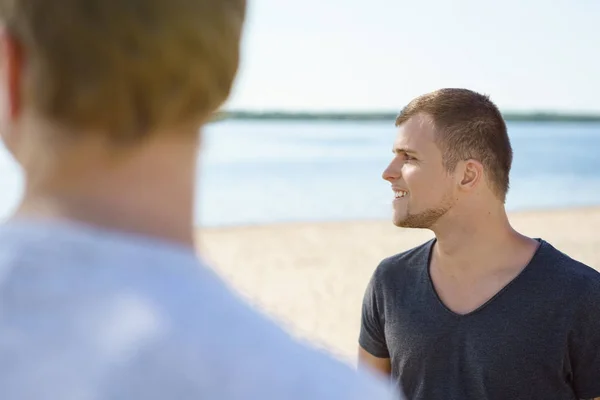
[{"xmin": 394, "ymin": 190, "xmax": 408, "ymax": 199}]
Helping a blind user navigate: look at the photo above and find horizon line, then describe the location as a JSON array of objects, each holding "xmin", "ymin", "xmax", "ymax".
[{"xmin": 212, "ymin": 109, "xmax": 600, "ymax": 122}]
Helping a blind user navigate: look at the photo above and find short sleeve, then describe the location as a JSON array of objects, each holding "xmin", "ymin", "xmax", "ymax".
[
  {"xmin": 569, "ymin": 280, "xmax": 600, "ymax": 399},
  {"xmin": 358, "ymin": 269, "xmax": 389, "ymax": 358}
]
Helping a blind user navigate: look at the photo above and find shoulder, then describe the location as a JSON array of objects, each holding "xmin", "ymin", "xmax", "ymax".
[
  {"xmin": 0, "ymin": 220, "xmax": 400, "ymax": 399},
  {"xmin": 130, "ymin": 279, "xmax": 400, "ymax": 399},
  {"xmin": 370, "ymin": 239, "xmax": 434, "ymax": 286},
  {"xmin": 536, "ymin": 240, "xmax": 600, "ymax": 290},
  {"xmin": 132, "ymin": 257, "xmax": 399, "ymax": 399},
  {"xmin": 533, "ymin": 240, "xmax": 600, "ymax": 312}
]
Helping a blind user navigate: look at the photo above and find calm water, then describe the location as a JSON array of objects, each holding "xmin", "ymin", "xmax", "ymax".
[{"xmin": 0, "ymin": 120, "xmax": 599, "ymax": 227}]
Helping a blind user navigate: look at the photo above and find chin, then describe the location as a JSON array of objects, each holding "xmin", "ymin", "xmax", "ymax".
[
  {"xmin": 393, "ymin": 210, "xmax": 429, "ymax": 229},
  {"xmin": 394, "ymin": 220, "xmax": 417, "ymax": 229},
  {"xmin": 392, "ymin": 216, "xmax": 411, "ymax": 228},
  {"xmin": 395, "ymin": 209, "xmax": 448, "ymax": 230}
]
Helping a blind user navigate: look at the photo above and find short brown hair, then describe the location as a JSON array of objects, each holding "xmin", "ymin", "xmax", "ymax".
[
  {"xmin": 0, "ymin": 0, "xmax": 246, "ymax": 142},
  {"xmin": 395, "ymin": 88, "xmax": 512, "ymax": 202}
]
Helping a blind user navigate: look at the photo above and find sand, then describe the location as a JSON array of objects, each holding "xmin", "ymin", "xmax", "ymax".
[{"xmin": 198, "ymin": 207, "xmax": 600, "ymax": 364}]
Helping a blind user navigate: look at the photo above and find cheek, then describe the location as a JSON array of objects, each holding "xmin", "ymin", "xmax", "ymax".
[{"xmin": 404, "ymin": 166, "xmax": 451, "ymax": 199}]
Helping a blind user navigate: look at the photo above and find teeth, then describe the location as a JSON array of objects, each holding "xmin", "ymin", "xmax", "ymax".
[{"xmin": 394, "ymin": 191, "xmax": 407, "ymax": 198}]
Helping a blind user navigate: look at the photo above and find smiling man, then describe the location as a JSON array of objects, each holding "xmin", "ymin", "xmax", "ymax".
[{"xmin": 357, "ymin": 88, "xmax": 600, "ymax": 400}]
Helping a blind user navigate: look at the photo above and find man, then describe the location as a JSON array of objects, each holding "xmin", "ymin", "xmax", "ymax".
[
  {"xmin": 358, "ymin": 88, "xmax": 600, "ymax": 400},
  {"xmin": 0, "ymin": 0, "xmax": 400, "ymax": 399}
]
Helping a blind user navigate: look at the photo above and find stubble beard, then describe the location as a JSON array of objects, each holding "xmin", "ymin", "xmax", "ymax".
[{"xmin": 394, "ymin": 195, "xmax": 454, "ymax": 229}]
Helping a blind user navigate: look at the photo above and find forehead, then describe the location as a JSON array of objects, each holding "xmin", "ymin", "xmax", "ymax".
[{"xmin": 394, "ymin": 113, "xmax": 439, "ymax": 154}]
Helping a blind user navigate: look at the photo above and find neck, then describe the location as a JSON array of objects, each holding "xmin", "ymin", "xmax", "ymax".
[
  {"xmin": 430, "ymin": 201, "xmax": 532, "ymax": 274},
  {"xmin": 14, "ymin": 133, "xmax": 200, "ymax": 249}
]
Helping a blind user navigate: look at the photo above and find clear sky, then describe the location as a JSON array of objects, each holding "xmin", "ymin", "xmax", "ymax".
[{"xmin": 223, "ymin": 0, "xmax": 600, "ymax": 113}]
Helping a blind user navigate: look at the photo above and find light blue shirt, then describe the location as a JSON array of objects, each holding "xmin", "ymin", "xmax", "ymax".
[{"xmin": 0, "ymin": 219, "xmax": 400, "ymax": 399}]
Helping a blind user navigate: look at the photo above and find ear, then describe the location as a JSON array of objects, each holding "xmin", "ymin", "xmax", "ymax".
[
  {"xmin": 0, "ymin": 26, "xmax": 24, "ymax": 121},
  {"xmin": 456, "ymin": 159, "xmax": 483, "ymax": 192}
]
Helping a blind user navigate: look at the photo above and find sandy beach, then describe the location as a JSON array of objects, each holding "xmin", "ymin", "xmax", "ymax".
[{"xmin": 198, "ymin": 207, "xmax": 600, "ymax": 364}]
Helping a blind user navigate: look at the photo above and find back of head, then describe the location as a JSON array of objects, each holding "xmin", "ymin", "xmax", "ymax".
[
  {"xmin": 0, "ymin": 0, "xmax": 246, "ymax": 143},
  {"xmin": 396, "ymin": 88, "xmax": 513, "ymax": 202}
]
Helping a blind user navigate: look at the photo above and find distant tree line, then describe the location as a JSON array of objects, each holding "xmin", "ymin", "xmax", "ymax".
[{"xmin": 211, "ymin": 110, "xmax": 600, "ymax": 123}]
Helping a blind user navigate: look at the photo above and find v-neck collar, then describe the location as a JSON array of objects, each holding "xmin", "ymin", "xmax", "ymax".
[{"xmin": 424, "ymin": 238, "xmax": 546, "ymax": 318}]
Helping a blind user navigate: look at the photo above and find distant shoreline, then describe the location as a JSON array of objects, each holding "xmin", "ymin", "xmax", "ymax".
[{"xmin": 212, "ymin": 111, "xmax": 600, "ymax": 123}]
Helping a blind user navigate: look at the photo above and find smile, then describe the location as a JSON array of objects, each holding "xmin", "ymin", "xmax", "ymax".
[{"xmin": 394, "ymin": 190, "xmax": 408, "ymax": 199}]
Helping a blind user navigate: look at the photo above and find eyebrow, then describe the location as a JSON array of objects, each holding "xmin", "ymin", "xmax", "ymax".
[{"xmin": 392, "ymin": 147, "xmax": 419, "ymax": 156}]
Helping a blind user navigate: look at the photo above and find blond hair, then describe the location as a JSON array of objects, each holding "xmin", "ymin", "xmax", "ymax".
[{"xmin": 0, "ymin": 0, "xmax": 246, "ymax": 142}]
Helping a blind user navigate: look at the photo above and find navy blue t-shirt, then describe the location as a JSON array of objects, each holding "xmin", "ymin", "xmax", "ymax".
[{"xmin": 360, "ymin": 239, "xmax": 600, "ymax": 400}]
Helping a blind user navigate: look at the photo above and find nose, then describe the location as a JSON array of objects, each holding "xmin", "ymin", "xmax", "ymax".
[{"xmin": 382, "ymin": 159, "xmax": 401, "ymax": 183}]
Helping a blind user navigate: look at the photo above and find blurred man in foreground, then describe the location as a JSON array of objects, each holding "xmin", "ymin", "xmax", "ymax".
[
  {"xmin": 358, "ymin": 88, "xmax": 600, "ymax": 400},
  {"xmin": 0, "ymin": 0, "xmax": 399, "ymax": 398}
]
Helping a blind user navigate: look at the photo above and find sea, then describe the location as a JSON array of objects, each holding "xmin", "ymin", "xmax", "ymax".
[{"xmin": 0, "ymin": 120, "xmax": 599, "ymax": 227}]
